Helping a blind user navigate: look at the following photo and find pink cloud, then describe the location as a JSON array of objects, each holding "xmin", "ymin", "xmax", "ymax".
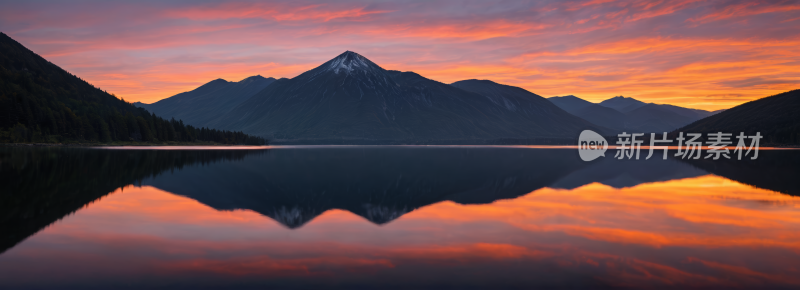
[{"xmin": 1, "ymin": 0, "xmax": 798, "ymax": 110}]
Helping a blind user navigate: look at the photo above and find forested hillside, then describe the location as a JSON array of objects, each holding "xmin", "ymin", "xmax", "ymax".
[
  {"xmin": 0, "ymin": 32, "xmax": 266, "ymax": 145},
  {"xmin": 676, "ymin": 89, "xmax": 800, "ymax": 145}
]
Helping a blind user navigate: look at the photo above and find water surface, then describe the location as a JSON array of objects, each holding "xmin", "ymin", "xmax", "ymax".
[{"xmin": 1, "ymin": 146, "xmax": 799, "ymax": 289}]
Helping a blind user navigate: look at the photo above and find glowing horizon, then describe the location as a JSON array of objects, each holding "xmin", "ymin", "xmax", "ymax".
[{"xmin": 2, "ymin": 1, "xmax": 799, "ymax": 110}]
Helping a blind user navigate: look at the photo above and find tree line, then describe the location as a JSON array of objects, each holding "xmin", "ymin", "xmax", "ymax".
[{"xmin": 0, "ymin": 32, "xmax": 266, "ymax": 145}]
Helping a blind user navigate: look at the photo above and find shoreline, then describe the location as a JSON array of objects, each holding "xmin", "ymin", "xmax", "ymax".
[
  {"xmin": 4, "ymin": 143, "xmax": 800, "ymax": 149},
  {"xmin": 1, "ymin": 142, "xmax": 253, "ymax": 147}
]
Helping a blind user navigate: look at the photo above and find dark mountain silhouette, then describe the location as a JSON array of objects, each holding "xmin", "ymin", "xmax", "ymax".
[
  {"xmin": 448, "ymin": 80, "xmax": 614, "ymax": 135},
  {"xmin": 624, "ymin": 103, "xmax": 718, "ymax": 133},
  {"xmin": 598, "ymin": 96, "xmax": 647, "ymax": 113},
  {"xmin": 550, "ymin": 156, "xmax": 707, "ymax": 189},
  {"xmin": 0, "ymin": 32, "xmax": 265, "ymax": 145},
  {"xmin": 571, "ymin": 104, "xmax": 627, "ymax": 132},
  {"xmin": 210, "ymin": 51, "xmax": 605, "ymax": 144},
  {"xmin": 142, "ymin": 147, "xmax": 588, "ymax": 228},
  {"xmin": 134, "ymin": 76, "xmax": 275, "ymax": 128},
  {"xmin": 0, "ymin": 147, "xmax": 268, "ymax": 254},
  {"xmin": 657, "ymin": 104, "xmax": 716, "ymax": 119},
  {"xmin": 547, "ymin": 95, "xmax": 595, "ymax": 112},
  {"xmin": 624, "ymin": 104, "xmax": 699, "ymax": 133},
  {"xmin": 675, "ymin": 89, "xmax": 800, "ymax": 145},
  {"xmin": 680, "ymin": 149, "xmax": 800, "ymax": 195},
  {"xmin": 549, "ymin": 96, "xmax": 628, "ymax": 132},
  {"xmin": 548, "ymin": 95, "xmax": 718, "ymax": 133}
]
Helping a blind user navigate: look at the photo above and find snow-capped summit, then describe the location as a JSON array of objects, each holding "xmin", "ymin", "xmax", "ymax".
[
  {"xmin": 294, "ymin": 50, "xmax": 394, "ymax": 88},
  {"xmin": 305, "ymin": 51, "xmax": 387, "ymax": 77},
  {"xmin": 326, "ymin": 51, "xmax": 377, "ymax": 74}
]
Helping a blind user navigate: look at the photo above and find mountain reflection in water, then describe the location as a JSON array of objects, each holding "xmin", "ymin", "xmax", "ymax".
[{"xmin": 1, "ymin": 146, "xmax": 799, "ymax": 289}]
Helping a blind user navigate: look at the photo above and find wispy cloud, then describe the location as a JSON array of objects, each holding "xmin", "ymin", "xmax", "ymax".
[{"xmin": 1, "ymin": 0, "xmax": 798, "ymax": 110}]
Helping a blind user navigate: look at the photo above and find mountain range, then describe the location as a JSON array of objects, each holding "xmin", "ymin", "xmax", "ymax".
[
  {"xmin": 548, "ymin": 95, "xmax": 721, "ymax": 133},
  {"xmin": 137, "ymin": 51, "xmax": 609, "ymax": 144},
  {"xmin": 137, "ymin": 51, "xmax": 740, "ymax": 143}
]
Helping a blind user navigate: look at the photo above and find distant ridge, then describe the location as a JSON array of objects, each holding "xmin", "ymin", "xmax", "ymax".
[
  {"xmin": 599, "ymin": 96, "xmax": 647, "ymax": 113},
  {"xmin": 547, "ymin": 95, "xmax": 719, "ymax": 133},
  {"xmin": 548, "ymin": 95, "xmax": 595, "ymax": 112},
  {"xmin": 135, "ymin": 75, "xmax": 276, "ymax": 128}
]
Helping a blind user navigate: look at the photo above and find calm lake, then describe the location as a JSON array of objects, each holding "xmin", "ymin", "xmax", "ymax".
[{"xmin": 2, "ymin": 146, "xmax": 800, "ymax": 289}]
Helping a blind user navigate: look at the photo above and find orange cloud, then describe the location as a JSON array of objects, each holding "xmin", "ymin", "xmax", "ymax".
[
  {"xmin": 362, "ymin": 20, "xmax": 549, "ymax": 41},
  {"xmin": 688, "ymin": 1, "xmax": 800, "ymax": 24},
  {"xmin": 166, "ymin": 3, "xmax": 390, "ymax": 22},
  {"xmin": 3, "ymin": 0, "xmax": 799, "ymax": 110}
]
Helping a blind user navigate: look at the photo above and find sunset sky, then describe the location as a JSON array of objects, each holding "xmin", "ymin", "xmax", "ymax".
[{"xmin": 1, "ymin": 0, "xmax": 799, "ymax": 110}]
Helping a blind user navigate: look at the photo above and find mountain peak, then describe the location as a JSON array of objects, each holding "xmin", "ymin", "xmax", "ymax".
[
  {"xmin": 599, "ymin": 95, "xmax": 648, "ymax": 113},
  {"xmin": 193, "ymin": 78, "xmax": 229, "ymax": 89},
  {"xmin": 605, "ymin": 96, "xmax": 640, "ymax": 101},
  {"xmin": 452, "ymin": 79, "xmax": 499, "ymax": 86},
  {"xmin": 549, "ymin": 95, "xmax": 581, "ymax": 100},
  {"xmin": 240, "ymin": 75, "xmax": 275, "ymax": 83},
  {"xmin": 323, "ymin": 51, "xmax": 383, "ymax": 74},
  {"xmin": 242, "ymin": 75, "xmax": 265, "ymax": 80},
  {"xmin": 547, "ymin": 95, "xmax": 595, "ymax": 113}
]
